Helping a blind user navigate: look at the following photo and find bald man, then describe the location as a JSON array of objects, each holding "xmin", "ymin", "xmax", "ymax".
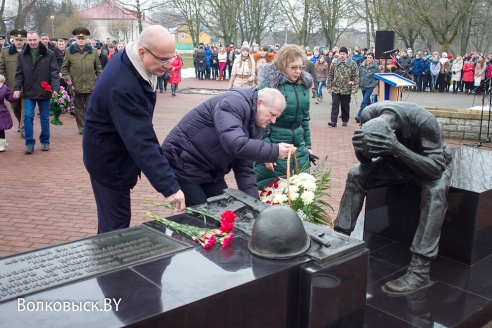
[{"xmin": 83, "ymin": 25, "xmax": 185, "ymax": 234}]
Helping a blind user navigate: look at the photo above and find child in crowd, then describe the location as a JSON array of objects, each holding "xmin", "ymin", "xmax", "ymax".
[{"xmin": 0, "ymin": 74, "xmax": 18, "ymax": 152}]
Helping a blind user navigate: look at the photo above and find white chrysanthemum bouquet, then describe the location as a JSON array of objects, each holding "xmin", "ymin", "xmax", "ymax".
[{"xmin": 260, "ymin": 158, "xmax": 332, "ymax": 226}]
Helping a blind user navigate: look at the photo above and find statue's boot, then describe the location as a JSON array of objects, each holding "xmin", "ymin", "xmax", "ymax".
[
  {"xmin": 384, "ymin": 254, "xmax": 432, "ymax": 294},
  {"xmin": 334, "ymin": 227, "xmax": 351, "ymax": 236}
]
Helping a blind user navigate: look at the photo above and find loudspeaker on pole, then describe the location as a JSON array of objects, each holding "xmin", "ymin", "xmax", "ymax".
[{"xmin": 375, "ymin": 30, "xmax": 395, "ymax": 59}]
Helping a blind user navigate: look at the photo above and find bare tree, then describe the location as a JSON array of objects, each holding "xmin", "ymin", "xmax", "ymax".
[
  {"xmin": 314, "ymin": 0, "xmax": 352, "ymax": 48},
  {"xmin": 283, "ymin": 0, "xmax": 318, "ymax": 46},
  {"xmin": 0, "ymin": 0, "xmax": 7, "ymax": 34},
  {"xmin": 238, "ymin": 0, "xmax": 280, "ymax": 45},
  {"xmin": 375, "ymin": 0, "xmax": 421, "ymax": 50},
  {"xmin": 466, "ymin": 0, "xmax": 491, "ymax": 54},
  {"xmin": 112, "ymin": 0, "xmax": 166, "ymax": 33},
  {"xmin": 49, "ymin": 12, "xmax": 96, "ymax": 39},
  {"xmin": 171, "ymin": 0, "xmax": 204, "ymax": 46},
  {"xmin": 107, "ymin": 19, "xmax": 132, "ymax": 42},
  {"xmin": 199, "ymin": 0, "xmax": 242, "ymax": 45},
  {"xmin": 14, "ymin": 0, "xmax": 38, "ymax": 29},
  {"xmin": 407, "ymin": 0, "xmax": 479, "ymax": 52}
]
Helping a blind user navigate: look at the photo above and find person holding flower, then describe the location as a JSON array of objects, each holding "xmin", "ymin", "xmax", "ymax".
[
  {"xmin": 13, "ymin": 30, "xmax": 59, "ymax": 154},
  {"xmin": 162, "ymin": 87, "xmax": 295, "ymax": 207},
  {"xmin": 83, "ymin": 26, "xmax": 185, "ymax": 234}
]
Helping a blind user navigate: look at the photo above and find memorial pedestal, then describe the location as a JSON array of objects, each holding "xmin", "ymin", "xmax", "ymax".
[{"xmin": 0, "ymin": 211, "xmax": 368, "ymax": 327}]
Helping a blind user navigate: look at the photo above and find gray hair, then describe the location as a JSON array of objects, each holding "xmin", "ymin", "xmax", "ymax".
[
  {"xmin": 258, "ymin": 88, "xmax": 286, "ymax": 110},
  {"xmin": 0, "ymin": 74, "xmax": 5, "ymax": 84}
]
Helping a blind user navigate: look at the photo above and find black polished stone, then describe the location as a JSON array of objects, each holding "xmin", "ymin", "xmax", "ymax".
[
  {"xmin": 0, "ymin": 226, "xmax": 190, "ymax": 303},
  {"xmin": 0, "ymin": 209, "xmax": 370, "ymax": 327},
  {"xmin": 367, "ymin": 257, "xmax": 403, "ymax": 285},
  {"xmin": 367, "ymin": 271, "xmax": 491, "ymax": 328},
  {"xmin": 0, "ymin": 268, "xmax": 185, "ymax": 327},
  {"xmin": 299, "ymin": 249, "xmax": 369, "ymax": 327},
  {"xmin": 364, "ymin": 305, "xmax": 418, "ymax": 328},
  {"xmin": 430, "ymin": 254, "xmax": 492, "ymax": 300}
]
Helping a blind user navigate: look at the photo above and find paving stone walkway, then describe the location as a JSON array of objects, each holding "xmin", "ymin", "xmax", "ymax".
[{"xmin": 1, "ymin": 77, "xmax": 485, "ymax": 257}]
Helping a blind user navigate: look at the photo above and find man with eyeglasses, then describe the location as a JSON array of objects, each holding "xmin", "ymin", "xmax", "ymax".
[
  {"xmin": 83, "ymin": 25, "xmax": 185, "ymax": 234},
  {"xmin": 61, "ymin": 27, "xmax": 102, "ymax": 135}
]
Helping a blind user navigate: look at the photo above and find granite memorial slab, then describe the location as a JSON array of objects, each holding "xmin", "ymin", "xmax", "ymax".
[
  {"xmin": 0, "ymin": 191, "xmax": 369, "ymax": 327},
  {"xmin": 0, "ymin": 226, "xmax": 190, "ymax": 303}
]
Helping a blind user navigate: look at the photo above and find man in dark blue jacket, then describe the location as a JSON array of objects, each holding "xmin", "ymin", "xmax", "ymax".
[
  {"xmin": 83, "ymin": 25, "xmax": 185, "ymax": 234},
  {"xmin": 162, "ymin": 87, "xmax": 295, "ymax": 207}
]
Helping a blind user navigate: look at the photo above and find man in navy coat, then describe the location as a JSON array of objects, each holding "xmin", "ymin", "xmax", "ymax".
[
  {"xmin": 162, "ymin": 87, "xmax": 296, "ymax": 206},
  {"xmin": 83, "ymin": 25, "xmax": 185, "ymax": 234}
]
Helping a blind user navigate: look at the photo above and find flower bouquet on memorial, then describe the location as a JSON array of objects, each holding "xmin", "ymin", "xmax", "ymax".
[
  {"xmin": 46, "ymin": 84, "xmax": 72, "ymax": 125},
  {"xmin": 145, "ymin": 210, "xmax": 236, "ymax": 249},
  {"xmin": 260, "ymin": 156, "xmax": 333, "ymax": 226}
]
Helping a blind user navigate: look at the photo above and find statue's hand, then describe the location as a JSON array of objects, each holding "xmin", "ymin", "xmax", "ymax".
[
  {"xmin": 352, "ymin": 129, "xmax": 372, "ymax": 163},
  {"xmin": 366, "ymin": 130, "xmax": 399, "ymax": 156}
]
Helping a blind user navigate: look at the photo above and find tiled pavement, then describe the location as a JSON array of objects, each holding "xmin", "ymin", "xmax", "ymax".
[{"xmin": 0, "ymin": 77, "xmax": 484, "ymax": 257}]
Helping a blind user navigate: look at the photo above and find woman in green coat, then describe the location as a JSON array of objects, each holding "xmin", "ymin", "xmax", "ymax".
[{"xmin": 254, "ymin": 44, "xmax": 314, "ymax": 189}]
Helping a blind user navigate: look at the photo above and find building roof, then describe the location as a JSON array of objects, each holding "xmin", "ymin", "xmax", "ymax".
[{"xmin": 80, "ymin": 1, "xmax": 157, "ymax": 24}]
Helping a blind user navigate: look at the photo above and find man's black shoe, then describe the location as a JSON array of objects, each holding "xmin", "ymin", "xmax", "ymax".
[{"xmin": 328, "ymin": 122, "xmax": 337, "ymax": 127}]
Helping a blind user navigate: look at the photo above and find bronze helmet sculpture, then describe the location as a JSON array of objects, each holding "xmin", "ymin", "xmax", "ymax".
[{"xmin": 248, "ymin": 205, "xmax": 310, "ymax": 259}]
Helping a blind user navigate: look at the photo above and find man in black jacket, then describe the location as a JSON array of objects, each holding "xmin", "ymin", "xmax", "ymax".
[
  {"xmin": 162, "ymin": 87, "xmax": 295, "ymax": 206},
  {"xmin": 40, "ymin": 33, "xmax": 63, "ymax": 69},
  {"xmin": 13, "ymin": 31, "xmax": 59, "ymax": 154},
  {"xmin": 95, "ymin": 43, "xmax": 108, "ymax": 69}
]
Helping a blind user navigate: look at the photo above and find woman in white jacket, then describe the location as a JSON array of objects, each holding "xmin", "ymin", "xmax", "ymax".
[
  {"xmin": 228, "ymin": 45, "xmax": 256, "ymax": 89},
  {"xmin": 450, "ymin": 56, "xmax": 463, "ymax": 94}
]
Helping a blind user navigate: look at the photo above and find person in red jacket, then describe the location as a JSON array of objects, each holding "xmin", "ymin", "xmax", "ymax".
[
  {"xmin": 168, "ymin": 51, "xmax": 182, "ymax": 96},
  {"xmin": 461, "ymin": 56, "xmax": 475, "ymax": 94}
]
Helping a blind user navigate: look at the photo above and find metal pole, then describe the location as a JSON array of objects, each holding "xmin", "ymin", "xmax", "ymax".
[
  {"xmin": 284, "ymin": 20, "xmax": 289, "ymax": 45},
  {"xmin": 50, "ymin": 16, "xmax": 55, "ymax": 38}
]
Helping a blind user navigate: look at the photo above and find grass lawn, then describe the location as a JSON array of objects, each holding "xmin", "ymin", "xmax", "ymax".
[{"xmin": 181, "ymin": 54, "xmax": 194, "ymax": 69}]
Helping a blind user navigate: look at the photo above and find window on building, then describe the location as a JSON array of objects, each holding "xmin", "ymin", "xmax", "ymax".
[{"xmin": 181, "ymin": 33, "xmax": 186, "ymax": 40}]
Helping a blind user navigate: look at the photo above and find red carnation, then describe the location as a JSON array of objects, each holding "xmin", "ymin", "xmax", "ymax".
[
  {"xmin": 41, "ymin": 81, "xmax": 48, "ymax": 87},
  {"xmin": 220, "ymin": 222, "xmax": 234, "ymax": 233},
  {"xmin": 220, "ymin": 210, "xmax": 236, "ymax": 223}
]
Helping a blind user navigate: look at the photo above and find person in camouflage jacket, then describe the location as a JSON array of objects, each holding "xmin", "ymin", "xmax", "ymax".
[{"xmin": 326, "ymin": 47, "xmax": 359, "ymax": 127}]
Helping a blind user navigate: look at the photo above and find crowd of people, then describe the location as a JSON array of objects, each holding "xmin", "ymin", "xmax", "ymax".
[
  {"xmin": 1, "ymin": 24, "xmax": 491, "ymax": 233},
  {"xmin": 0, "ymin": 27, "xmax": 184, "ymax": 153},
  {"xmin": 191, "ymin": 42, "xmax": 492, "ymax": 124},
  {"xmin": 384, "ymin": 48, "xmax": 492, "ymax": 95}
]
